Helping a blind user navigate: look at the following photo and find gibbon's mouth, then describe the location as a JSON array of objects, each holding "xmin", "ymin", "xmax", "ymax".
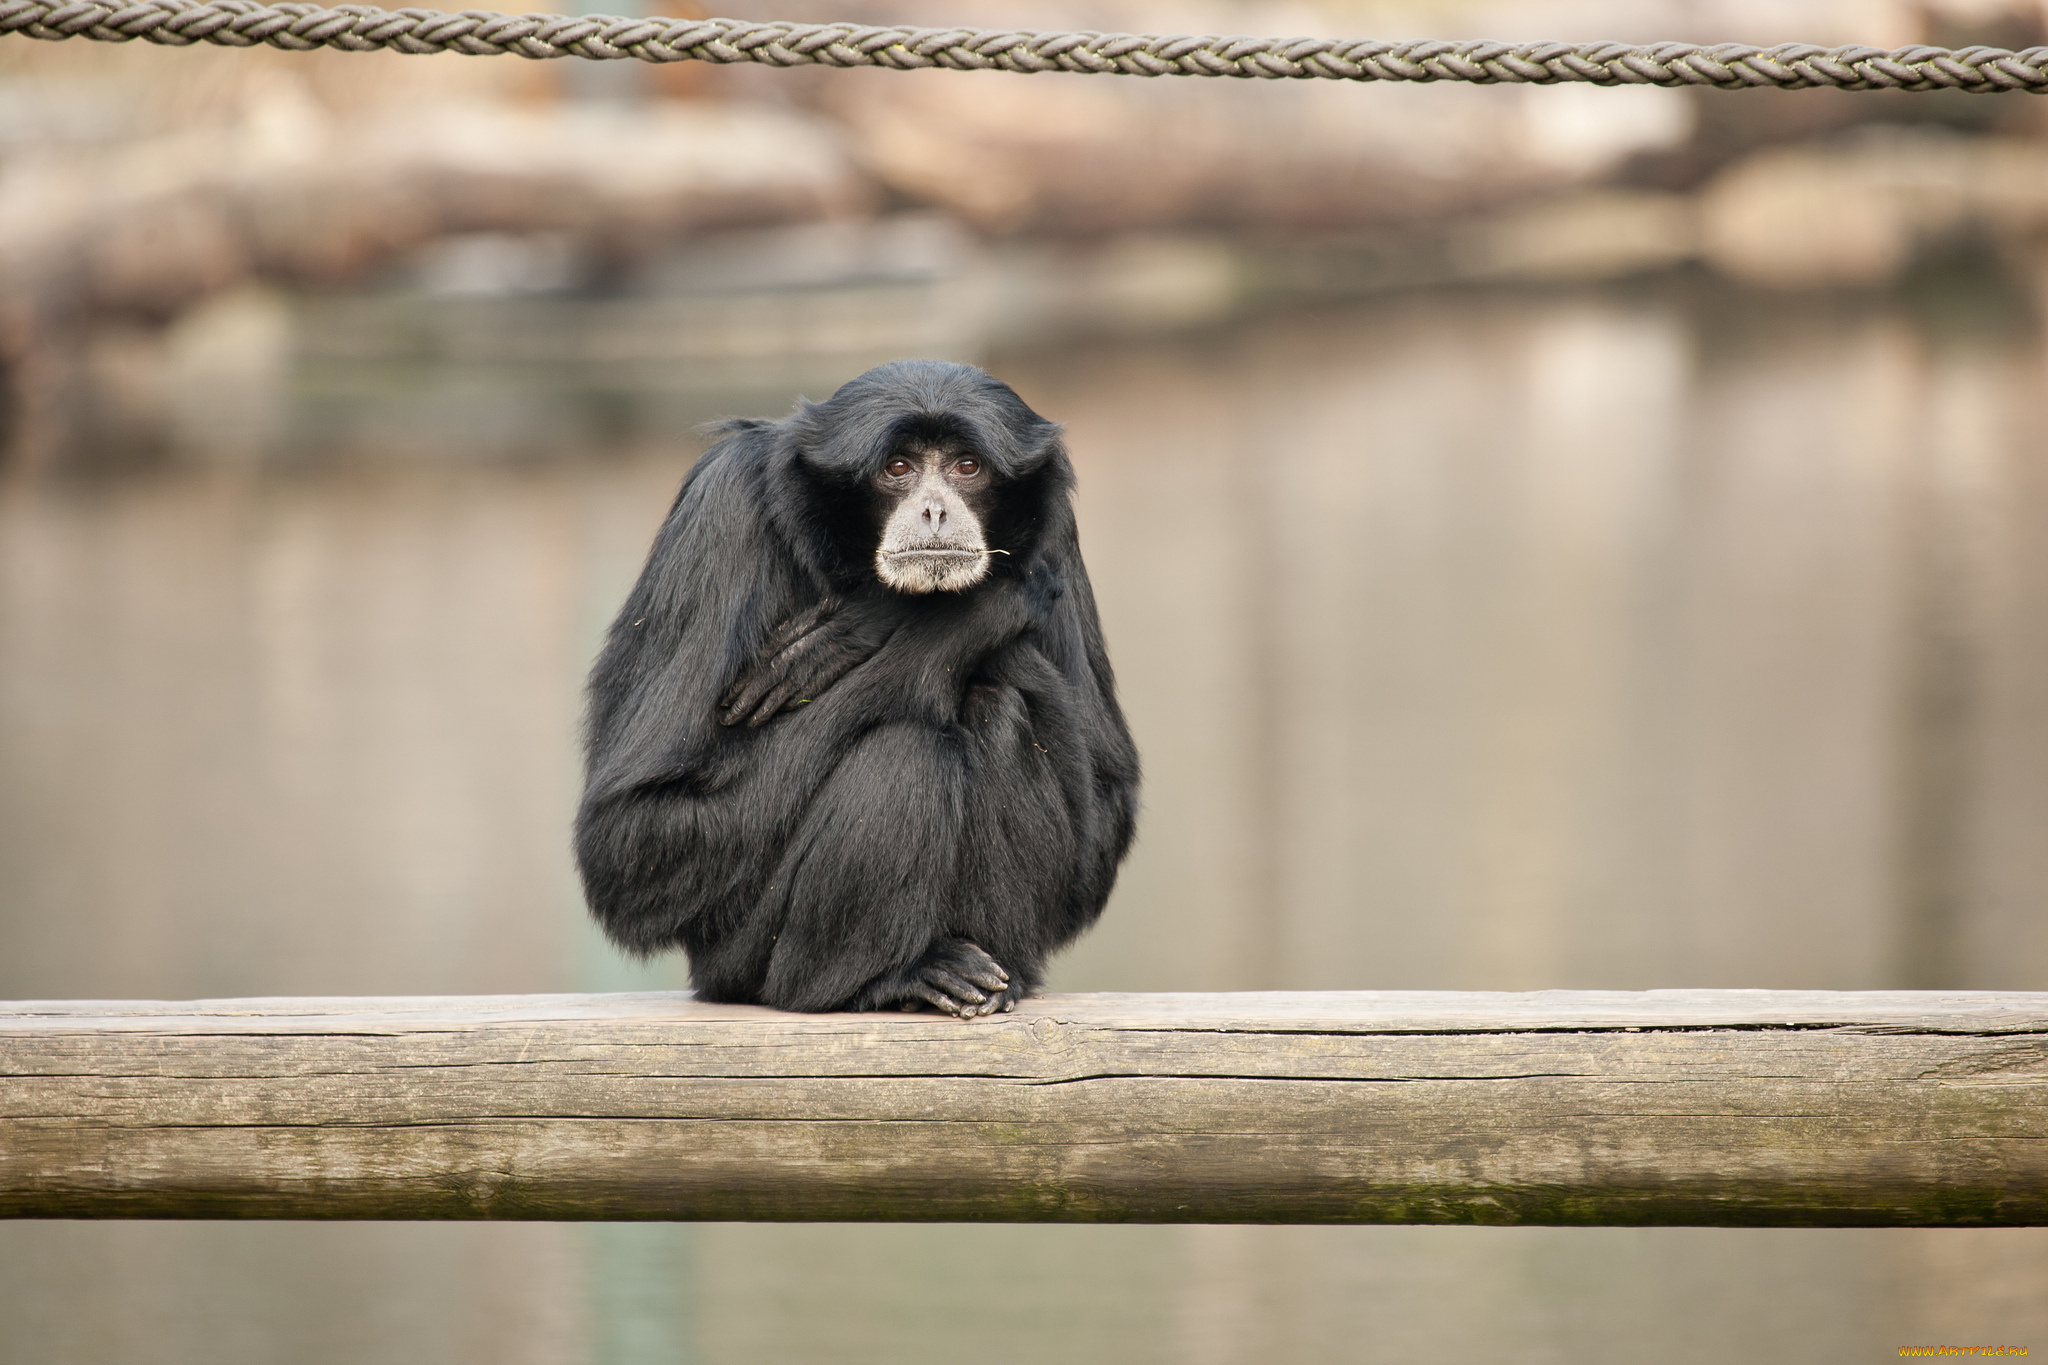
[{"xmin": 875, "ymin": 545, "xmax": 999, "ymax": 594}]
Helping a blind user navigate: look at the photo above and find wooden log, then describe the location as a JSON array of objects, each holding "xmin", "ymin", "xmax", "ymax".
[{"xmin": 2, "ymin": 990, "xmax": 2044, "ymax": 1225}]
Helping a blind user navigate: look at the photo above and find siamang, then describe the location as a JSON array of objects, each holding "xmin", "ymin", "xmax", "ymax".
[{"xmin": 574, "ymin": 360, "xmax": 1139, "ymax": 1016}]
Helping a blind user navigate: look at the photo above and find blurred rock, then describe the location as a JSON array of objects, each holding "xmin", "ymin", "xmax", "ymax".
[
  {"xmin": 713, "ymin": 0, "xmax": 1700, "ymax": 236},
  {"xmin": 0, "ymin": 78, "xmax": 142, "ymax": 150},
  {"xmin": 1068, "ymin": 235, "xmax": 1243, "ymax": 330},
  {"xmin": 293, "ymin": 213, "xmax": 986, "ymax": 371},
  {"xmin": 970, "ymin": 234, "xmax": 1246, "ymax": 341},
  {"xmin": 163, "ymin": 286, "xmax": 292, "ymax": 459},
  {"xmin": 0, "ymin": 86, "xmax": 872, "ymax": 351},
  {"xmin": 1453, "ymin": 191, "xmax": 1699, "ymax": 283},
  {"xmin": 1521, "ymin": 86, "xmax": 1697, "ymax": 177},
  {"xmin": 1701, "ymin": 130, "xmax": 2048, "ymax": 288},
  {"xmin": 403, "ymin": 233, "xmax": 594, "ymax": 298},
  {"xmin": 78, "ymin": 323, "xmax": 170, "ymax": 447},
  {"xmin": 816, "ymin": 66, "xmax": 1695, "ymax": 236},
  {"xmin": 629, "ymin": 212, "xmax": 975, "ymax": 295},
  {"xmin": 0, "ymin": 85, "xmax": 871, "ymax": 465}
]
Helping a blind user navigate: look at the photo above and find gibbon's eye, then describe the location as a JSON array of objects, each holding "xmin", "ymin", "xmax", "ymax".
[
  {"xmin": 954, "ymin": 458, "xmax": 981, "ymax": 477},
  {"xmin": 884, "ymin": 457, "xmax": 914, "ymax": 478}
]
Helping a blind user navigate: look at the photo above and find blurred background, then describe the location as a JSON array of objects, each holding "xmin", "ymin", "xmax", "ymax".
[{"xmin": 4, "ymin": 0, "xmax": 2048, "ymax": 1359}]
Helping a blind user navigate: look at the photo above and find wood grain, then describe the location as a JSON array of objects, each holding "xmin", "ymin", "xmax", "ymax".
[{"xmin": 4, "ymin": 991, "xmax": 2044, "ymax": 1225}]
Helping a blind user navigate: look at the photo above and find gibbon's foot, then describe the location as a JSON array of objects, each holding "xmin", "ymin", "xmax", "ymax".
[
  {"xmin": 885, "ymin": 939, "xmax": 1017, "ymax": 1020},
  {"xmin": 904, "ymin": 976, "xmax": 1028, "ymax": 1019},
  {"xmin": 974, "ymin": 978, "xmax": 1031, "ymax": 1017}
]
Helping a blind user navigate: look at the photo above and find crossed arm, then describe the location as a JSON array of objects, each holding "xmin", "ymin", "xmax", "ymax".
[
  {"xmin": 718, "ymin": 595, "xmax": 889, "ymax": 727},
  {"xmin": 718, "ymin": 579, "xmax": 1050, "ymax": 730}
]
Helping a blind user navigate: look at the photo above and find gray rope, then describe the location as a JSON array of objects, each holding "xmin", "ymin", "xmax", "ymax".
[{"xmin": 3, "ymin": 2, "xmax": 2045, "ymax": 92}]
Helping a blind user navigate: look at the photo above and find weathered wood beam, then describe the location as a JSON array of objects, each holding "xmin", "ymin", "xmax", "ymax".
[{"xmin": 3, "ymin": 990, "xmax": 2044, "ymax": 1225}]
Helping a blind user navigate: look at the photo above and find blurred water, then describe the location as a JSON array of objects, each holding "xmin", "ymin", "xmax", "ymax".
[{"xmin": 4, "ymin": 278, "xmax": 2047, "ymax": 1361}]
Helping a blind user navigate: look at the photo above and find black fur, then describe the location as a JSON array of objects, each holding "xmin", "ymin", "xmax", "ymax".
[{"xmin": 574, "ymin": 360, "xmax": 1140, "ymax": 1012}]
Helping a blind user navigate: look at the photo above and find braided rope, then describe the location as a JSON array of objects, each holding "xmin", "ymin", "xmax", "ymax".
[{"xmin": 1, "ymin": 2, "xmax": 2044, "ymax": 92}]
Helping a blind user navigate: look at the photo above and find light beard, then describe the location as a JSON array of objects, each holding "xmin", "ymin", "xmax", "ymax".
[{"xmin": 875, "ymin": 547, "xmax": 992, "ymax": 594}]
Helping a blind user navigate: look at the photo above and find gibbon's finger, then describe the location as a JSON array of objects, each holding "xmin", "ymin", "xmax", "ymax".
[
  {"xmin": 765, "ymin": 627, "xmax": 830, "ymax": 677},
  {"xmin": 785, "ymin": 637, "xmax": 861, "ymax": 696},
  {"xmin": 758, "ymin": 606, "xmax": 823, "ymax": 656},
  {"xmin": 722, "ymin": 626, "xmax": 826, "ymax": 719},
  {"xmin": 958, "ymin": 961, "xmax": 1010, "ymax": 992},
  {"xmin": 923, "ymin": 969, "xmax": 987, "ymax": 1005},
  {"xmin": 725, "ymin": 638, "xmax": 803, "ymax": 713},
  {"xmin": 774, "ymin": 599, "xmax": 838, "ymax": 644},
  {"xmin": 746, "ymin": 677, "xmax": 808, "ymax": 728},
  {"xmin": 720, "ymin": 669, "xmax": 779, "ymax": 722},
  {"xmin": 736, "ymin": 633, "xmax": 853, "ymax": 726},
  {"xmin": 731, "ymin": 667, "xmax": 794, "ymax": 726},
  {"xmin": 911, "ymin": 983, "xmax": 964, "ymax": 1016}
]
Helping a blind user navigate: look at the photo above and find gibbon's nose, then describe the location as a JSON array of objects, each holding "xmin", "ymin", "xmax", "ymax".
[{"xmin": 921, "ymin": 499, "xmax": 947, "ymax": 529}]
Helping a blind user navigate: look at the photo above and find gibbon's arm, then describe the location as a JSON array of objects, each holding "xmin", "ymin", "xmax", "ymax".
[{"xmin": 582, "ymin": 432, "xmax": 805, "ymax": 802}]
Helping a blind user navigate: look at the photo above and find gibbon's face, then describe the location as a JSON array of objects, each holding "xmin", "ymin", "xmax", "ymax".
[{"xmin": 872, "ymin": 442, "xmax": 999, "ymax": 594}]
